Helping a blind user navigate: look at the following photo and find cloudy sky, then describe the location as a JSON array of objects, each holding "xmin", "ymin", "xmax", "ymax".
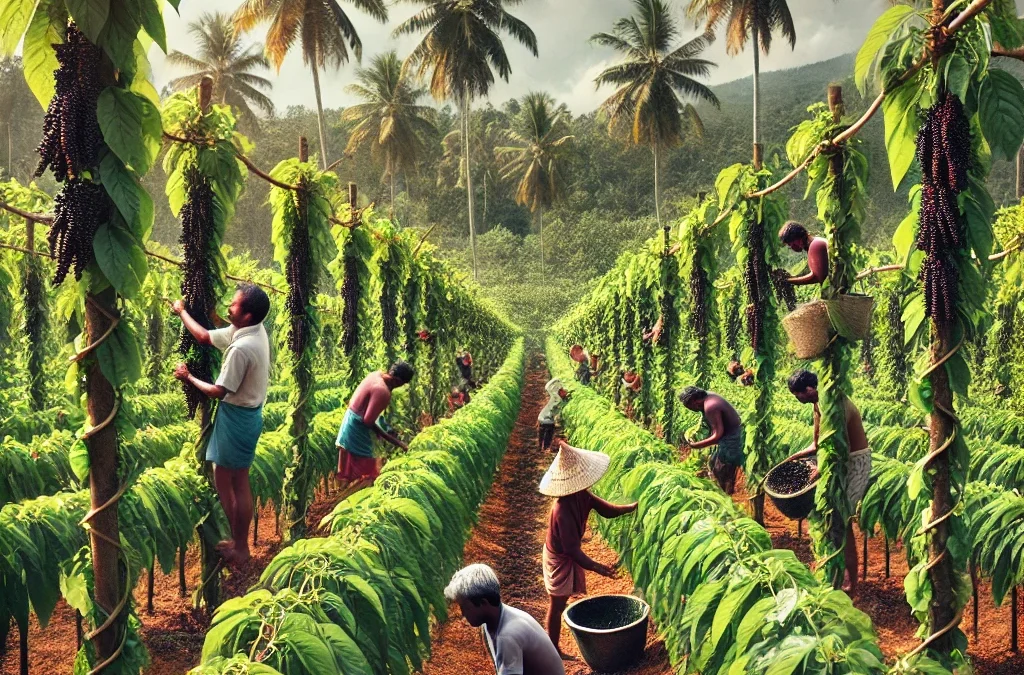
[{"xmin": 147, "ymin": 0, "xmax": 928, "ymax": 115}]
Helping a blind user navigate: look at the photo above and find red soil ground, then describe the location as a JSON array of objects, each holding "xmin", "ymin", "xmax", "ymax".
[{"xmin": 744, "ymin": 478, "xmax": 1024, "ymax": 674}]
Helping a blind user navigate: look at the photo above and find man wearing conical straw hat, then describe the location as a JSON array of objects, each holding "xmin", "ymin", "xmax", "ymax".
[{"xmin": 540, "ymin": 439, "xmax": 638, "ymax": 658}]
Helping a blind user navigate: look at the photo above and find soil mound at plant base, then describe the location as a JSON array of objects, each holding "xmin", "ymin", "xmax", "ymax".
[
  {"xmin": 766, "ymin": 459, "xmax": 814, "ymax": 495},
  {"xmin": 567, "ymin": 595, "xmax": 645, "ymax": 631}
]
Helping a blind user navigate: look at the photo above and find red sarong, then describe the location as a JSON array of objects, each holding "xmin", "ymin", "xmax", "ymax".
[{"xmin": 337, "ymin": 446, "xmax": 380, "ymax": 482}]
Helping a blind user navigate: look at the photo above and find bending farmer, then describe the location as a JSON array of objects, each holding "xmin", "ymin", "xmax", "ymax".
[
  {"xmin": 336, "ymin": 362, "xmax": 415, "ymax": 497},
  {"xmin": 779, "ymin": 221, "xmax": 829, "ymax": 286},
  {"xmin": 679, "ymin": 386, "xmax": 745, "ymax": 495},
  {"xmin": 537, "ymin": 378, "xmax": 569, "ymax": 452},
  {"xmin": 445, "ymin": 564, "xmax": 565, "ymax": 675},
  {"xmin": 540, "ymin": 440, "xmax": 637, "ymax": 657},
  {"xmin": 172, "ymin": 284, "xmax": 271, "ymax": 566},
  {"xmin": 785, "ymin": 368, "xmax": 872, "ymax": 593}
]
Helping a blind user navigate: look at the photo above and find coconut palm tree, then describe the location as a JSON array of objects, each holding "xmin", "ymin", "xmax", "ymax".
[
  {"xmin": 394, "ymin": 0, "xmax": 538, "ymax": 279},
  {"xmin": 233, "ymin": 0, "xmax": 388, "ymax": 169},
  {"xmin": 341, "ymin": 51, "xmax": 436, "ymax": 209},
  {"xmin": 495, "ymin": 92, "xmax": 574, "ymax": 269},
  {"xmin": 685, "ymin": 0, "xmax": 796, "ymax": 161},
  {"xmin": 166, "ymin": 12, "xmax": 274, "ymax": 132},
  {"xmin": 592, "ymin": 0, "xmax": 719, "ymax": 226}
]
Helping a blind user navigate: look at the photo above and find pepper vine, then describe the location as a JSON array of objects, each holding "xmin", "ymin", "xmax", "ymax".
[{"xmin": 270, "ymin": 157, "xmax": 338, "ymax": 541}]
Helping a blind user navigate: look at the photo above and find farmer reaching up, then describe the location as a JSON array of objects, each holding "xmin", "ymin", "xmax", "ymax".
[
  {"xmin": 784, "ymin": 368, "xmax": 871, "ymax": 593},
  {"xmin": 172, "ymin": 284, "xmax": 271, "ymax": 567},
  {"xmin": 679, "ymin": 386, "xmax": 745, "ymax": 495},
  {"xmin": 445, "ymin": 564, "xmax": 565, "ymax": 675},
  {"xmin": 540, "ymin": 440, "xmax": 637, "ymax": 657},
  {"xmin": 335, "ymin": 362, "xmax": 414, "ymax": 498},
  {"xmin": 779, "ymin": 221, "xmax": 829, "ymax": 286}
]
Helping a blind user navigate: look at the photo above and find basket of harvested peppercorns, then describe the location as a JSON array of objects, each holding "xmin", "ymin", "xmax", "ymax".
[{"xmin": 764, "ymin": 458, "xmax": 819, "ymax": 520}]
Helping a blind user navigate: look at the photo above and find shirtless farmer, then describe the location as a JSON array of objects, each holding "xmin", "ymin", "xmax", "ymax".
[
  {"xmin": 785, "ymin": 368, "xmax": 872, "ymax": 593},
  {"xmin": 172, "ymin": 284, "xmax": 271, "ymax": 566},
  {"xmin": 335, "ymin": 362, "xmax": 415, "ymax": 497},
  {"xmin": 779, "ymin": 221, "xmax": 829, "ymax": 286},
  {"xmin": 678, "ymin": 387, "xmax": 745, "ymax": 494}
]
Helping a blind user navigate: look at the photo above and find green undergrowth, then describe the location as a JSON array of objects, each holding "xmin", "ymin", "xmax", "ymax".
[{"xmin": 191, "ymin": 339, "xmax": 525, "ymax": 675}]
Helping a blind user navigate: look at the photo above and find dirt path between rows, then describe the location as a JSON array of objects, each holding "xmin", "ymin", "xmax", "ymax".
[{"xmin": 423, "ymin": 353, "xmax": 671, "ymax": 675}]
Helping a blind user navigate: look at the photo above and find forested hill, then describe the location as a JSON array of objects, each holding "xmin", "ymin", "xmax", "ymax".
[{"xmin": 675, "ymin": 52, "xmax": 1020, "ymax": 246}]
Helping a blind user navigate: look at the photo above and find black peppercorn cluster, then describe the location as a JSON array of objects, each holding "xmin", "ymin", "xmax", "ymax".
[
  {"xmin": 342, "ymin": 250, "xmax": 360, "ymax": 355},
  {"xmin": 884, "ymin": 291, "xmax": 907, "ymax": 389},
  {"xmin": 380, "ymin": 265, "xmax": 399, "ymax": 346},
  {"xmin": 770, "ymin": 268, "xmax": 797, "ymax": 312},
  {"xmin": 35, "ymin": 24, "xmax": 103, "ymax": 182},
  {"xmin": 284, "ymin": 187, "xmax": 312, "ymax": 358},
  {"xmin": 725, "ymin": 285, "xmax": 742, "ymax": 358},
  {"xmin": 742, "ymin": 218, "xmax": 771, "ymax": 352},
  {"xmin": 177, "ymin": 166, "xmax": 217, "ymax": 418},
  {"xmin": 48, "ymin": 180, "xmax": 107, "ymax": 284},
  {"xmin": 689, "ymin": 261, "xmax": 709, "ymax": 338},
  {"xmin": 766, "ymin": 460, "xmax": 813, "ymax": 495},
  {"xmin": 915, "ymin": 92, "xmax": 971, "ymax": 325}
]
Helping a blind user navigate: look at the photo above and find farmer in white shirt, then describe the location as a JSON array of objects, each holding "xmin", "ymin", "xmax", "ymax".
[
  {"xmin": 445, "ymin": 564, "xmax": 565, "ymax": 675},
  {"xmin": 172, "ymin": 284, "xmax": 271, "ymax": 567}
]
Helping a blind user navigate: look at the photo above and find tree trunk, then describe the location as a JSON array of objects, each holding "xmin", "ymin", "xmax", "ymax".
[
  {"xmin": 752, "ymin": 18, "xmax": 760, "ymax": 149},
  {"xmin": 310, "ymin": 64, "xmax": 329, "ymax": 170},
  {"xmin": 463, "ymin": 97, "xmax": 478, "ymax": 280},
  {"xmin": 653, "ymin": 144, "xmax": 662, "ymax": 227},
  {"xmin": 538, "ymin": 209, "xmax": 545, "ymax": 271},
  {"xmin": 927, "ymin": 325, "xmax": 958, "ymax": 655},
  {"xmin": 390, "ymin": 172, "xmax": 396, "ymax": 218},
  {"xmin": 7, "ymin": 120, "xmax": 11, "ymax": 176},
  {"xmin": 84, "ymin": 288, "xmax": 126, "ymax": 665}
]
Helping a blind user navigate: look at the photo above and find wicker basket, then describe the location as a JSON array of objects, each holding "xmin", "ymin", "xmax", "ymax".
[
  {"xmin": 824, "ymin": 293, "xmax": 875, "ymax": 341},
  {"xmin": 782, "ymin": 301, "xmax": 832, "ymax": 359},
  {"xmin": 764, "ymin": 458, "xmax": 819, "ymax": 521}
]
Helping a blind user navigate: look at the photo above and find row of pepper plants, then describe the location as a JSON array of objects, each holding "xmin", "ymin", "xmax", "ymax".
[
  {"xmin": 190, "ymin": 340, "xmax": 525, "ymax": 675},
  {"xmin": 552, "ymin": 2, "xmax": 1024, "ymax": 668},
  {"xmin": 0, "ymin": 8, "xmax": 516, "ymax": 670},
  {"xmin": 544, "ymin": 340, "xmax": 930, "ymax": 674}
]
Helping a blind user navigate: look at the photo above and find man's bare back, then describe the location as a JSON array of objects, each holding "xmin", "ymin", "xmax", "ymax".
[
  {"xmin": 843, "ymin": 397, "xmax": 869, "ymax": 453},
  {"xmin": 807, "ymin": 237, "xmax": 829, "ymax": 280},
  {"xmin": 704, "ymin": 394, "xmax": 741, "ymax": 438},
  {"xmin": 349, "ymin": 372, "xmax": 392, "ymax": 426}
]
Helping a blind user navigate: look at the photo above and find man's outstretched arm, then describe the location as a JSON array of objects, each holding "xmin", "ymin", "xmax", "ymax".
[{"xmin": 172, "ymin": 300, "xmax": 212, "ymax": 346}]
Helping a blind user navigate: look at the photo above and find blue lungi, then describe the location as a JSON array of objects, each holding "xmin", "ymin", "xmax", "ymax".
[
  {"xmin": 336, "ymin": 409, "xmax": 375, "ymax": 458},
  {"xmin": 206, "ymin": 401, "xmax": 264, "ymax": 470}
]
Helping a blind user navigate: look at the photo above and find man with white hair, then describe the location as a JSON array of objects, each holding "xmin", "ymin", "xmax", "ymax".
[{"xmin": 445, "ymin": 564, "xmax": 565, "ymax": 674}]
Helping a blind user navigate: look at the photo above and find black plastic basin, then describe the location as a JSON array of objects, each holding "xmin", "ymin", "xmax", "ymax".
[{"xmin": 563, "ymin": 594, "xmax": 649, "ymax": 672}]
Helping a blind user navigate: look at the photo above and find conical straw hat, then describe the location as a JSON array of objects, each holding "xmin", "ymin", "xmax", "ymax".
[{"xmin": 539, "ymin": 443, "xmax": 611, "ymax": 497}]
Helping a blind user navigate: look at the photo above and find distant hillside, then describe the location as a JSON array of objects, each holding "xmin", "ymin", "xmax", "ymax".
[{"xmin": 658, "ymin": 53, "xmax": 1020, "ymax": 246}]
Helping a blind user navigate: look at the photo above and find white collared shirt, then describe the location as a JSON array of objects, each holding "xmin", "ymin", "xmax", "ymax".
[
  {"xmin": 483, "ymin": 604, "xmax": 565, "ymax": 675},
  {"xmin": 210, "ymin": 323, "xmax": 270, "ymax": 408}
]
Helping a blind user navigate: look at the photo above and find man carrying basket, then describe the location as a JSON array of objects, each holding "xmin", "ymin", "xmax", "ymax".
[{"xmin": 784, "ymin": 369, "xmax": 871, "ymax": 593}]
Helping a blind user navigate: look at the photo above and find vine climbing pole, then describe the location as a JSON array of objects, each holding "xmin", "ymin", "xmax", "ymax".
[
  {"xmin": 22, "ymin": 217, "xmax": 46, "ymax": 411},
  {"xmin": 716, "ymin": 160, "xmax": 785, "ymax": 527},
  {"xmin": 7, "ymin": 8, "xmax": 171, "ymax": 668},
  {"xmin": 808, "ymin": 86, "xmax": 867, "ymax": 587},
  {"xmin": 657, "ymin": 216, "xmax": 678, "ymax": 441},
  {"xmin": 280, "ymin": 137, "xmax": 338, "ymax": 541}
]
